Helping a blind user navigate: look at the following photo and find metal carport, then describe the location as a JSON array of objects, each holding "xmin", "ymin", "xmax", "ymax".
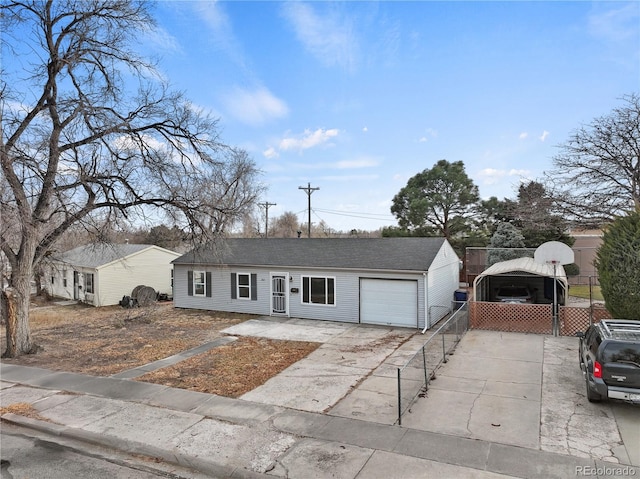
[{"xmin": 473, "ymin": 257, "xmax": 569, "ymax": 305}]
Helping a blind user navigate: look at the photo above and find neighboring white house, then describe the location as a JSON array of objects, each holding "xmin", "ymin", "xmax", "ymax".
[
  {"xmin": 45, "ymin": 243, "xmax": 181, "ymax": 306},
  {"xmin": 172, "ymin": 237, "xmax": 461, "ymax": 330}
]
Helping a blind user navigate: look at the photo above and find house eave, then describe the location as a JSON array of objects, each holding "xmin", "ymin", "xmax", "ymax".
[{"xmin": 172, "ymin": 262, "xmax": 428, "ymax": 275}]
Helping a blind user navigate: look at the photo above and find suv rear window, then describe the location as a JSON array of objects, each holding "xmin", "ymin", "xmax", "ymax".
[{"xmin": 601, "ymin": 343, "xmax": 640, "ymax": 365}]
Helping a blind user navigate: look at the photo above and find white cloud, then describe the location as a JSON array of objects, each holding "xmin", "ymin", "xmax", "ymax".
[
  {"xmin": 194, "ymin": 1, "xmax": 246, "ymax": 68},
  {"xmin": 317, "ymin": 174, "xmax": 379, "ymax": 182},
  {"xmin": 143, "ymin": 25, "xmax": 181, "ymax": 54},
  {"xmin": 362, "ymin": 126, "xmax": 368, "ymax": 133},
  {"xmin": 223, "ymin": 86, "xmax": 289, "ymax": 126},
  {"xmin": 589, "ymin": 3, "xmax": 640, "ymax": 43},
  {"xmin": 477, "ymin": 168, "xmax": 531, "ymax": 185},
  {"xmin": 263, "ymin": 147, "xmax": 279, "ymax": 159},
  {"xmin": 418, "ymin": 127, "xmax": 438, "ymax": 143},
  {"xmin": 539, "ymin": 130, "xmax": 550, "ymax": 142},
  {"xmin": 278, "ymin": 128, "xmax": 339, "ymax": 152},
  {"xmin": 519, "ymin": 132, "xmax": 528, "ymax": 140},
  {"xmin": 281, "ymin": 2, "xmax": 358, "ymax": 72},
  {"xmin": 335, "ymin": 157, "xmax": 379, "ymax": 169}
]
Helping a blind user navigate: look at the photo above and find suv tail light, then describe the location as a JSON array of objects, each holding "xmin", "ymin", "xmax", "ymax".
[{"xmin": 593, "ymin": 361, "xmax": 602, "ymax": 378}]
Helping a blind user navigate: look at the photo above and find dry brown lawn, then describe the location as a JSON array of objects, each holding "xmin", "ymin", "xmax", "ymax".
[{"xmin": 0, "ymin": 301, "xmax": 319, "ymax": 397}]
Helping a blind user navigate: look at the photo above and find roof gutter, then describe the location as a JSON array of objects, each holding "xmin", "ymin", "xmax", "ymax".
[
  {"xmin": 422, "ymin": 271, "xmax": 429, "ymax": 334},
  {"xmin": 171, "ymin": 262, "xmax": 429, "ymax": 275}
]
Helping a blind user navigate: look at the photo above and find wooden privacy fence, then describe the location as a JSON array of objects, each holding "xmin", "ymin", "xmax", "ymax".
[{"xmin": 469, "ymin": 301, "xmax": 612, "ymax": 336}]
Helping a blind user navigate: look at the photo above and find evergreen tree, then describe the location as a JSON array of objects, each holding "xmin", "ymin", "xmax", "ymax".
[
  {"xmin": 487, "ymin": 222, "xmax": 528, "ymax": 266},
  {"xmin": 595, "ymin": 211, "xmax": 640, "ymax": 319}
]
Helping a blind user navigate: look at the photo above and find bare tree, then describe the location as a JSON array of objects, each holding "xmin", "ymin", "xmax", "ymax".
[
  {"xmin": 239, "ymin": 210, "xmax": 261, "ymax": 238},
  {"xmin": 0, "ymin": 1, "xmax": 258, "ymax": 356},
  {"xmin": 545, "ymin": 93, "xmax": 640, "ymax": 224},
  {"xmin": 269, "ymin": 211, "xmax": 301, "ymax": 238},
  {"xmin": 172, "ymin": 148, "xmax": 265, "ymax": 237}
]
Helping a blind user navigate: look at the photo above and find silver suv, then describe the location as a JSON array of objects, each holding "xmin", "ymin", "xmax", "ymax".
[{"xmin": 577, "ymin": 320, "xmax": 640, "ymax": 403}]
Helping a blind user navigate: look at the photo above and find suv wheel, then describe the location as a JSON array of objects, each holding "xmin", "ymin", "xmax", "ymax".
[{"xmin": 585, "ymin": 377, "xmax": 601, "ymax": 402}]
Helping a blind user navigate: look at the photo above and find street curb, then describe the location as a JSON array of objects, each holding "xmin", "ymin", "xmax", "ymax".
[{"xmin": 1, "ymin": 413, "xmax": 271, "ymax": 478}]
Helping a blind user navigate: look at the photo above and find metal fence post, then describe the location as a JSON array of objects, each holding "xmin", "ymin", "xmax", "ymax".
[
  {"xmin": 397, "ymin": 368, "xmax": 402, "ymax": 426},
  {"xmin": 422, "ymin": 346, "xmax": 428, "ymax": 390},
  {"xmin": 442, "ymin": 332, "xmax": 447, "ymax": 363}
]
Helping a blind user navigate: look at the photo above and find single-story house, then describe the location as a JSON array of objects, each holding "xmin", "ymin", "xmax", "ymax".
[
  {"xmin": 172, "ymin": 237, "xmax": 461, "ymax": 329},
  {"xmin": 45, "ymin": 243, "xmax": 181, "ymax": 306},
  {"xmin": 473, "ymin": 257, "xmax": 569, "ymax": 305}
]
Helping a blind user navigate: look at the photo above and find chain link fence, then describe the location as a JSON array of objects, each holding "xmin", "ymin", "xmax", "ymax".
[{"xmin": 396, "ymin": 303, "xmax": 469, "ymax": 425}]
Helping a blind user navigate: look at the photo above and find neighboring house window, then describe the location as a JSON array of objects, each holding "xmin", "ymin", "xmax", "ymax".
[
  {"xmin": 84, "ymin": 273, "xmax": 94, "ymax": 294},
  {"xmin": 193, "ymin": 271, "xmax": 206, "ymax": 296},
  {"xmin": 187, "ymin": 270, "xmax": 212, "ymax": 297},
  {"xmin": 302, "ymin": 276, "xmax": 335, "ymax": 305},
  {"xmin": 62, "ymin": 269, "xmax": 67, "ymax": 288},
  {"xmin": 231, "ymin": 273, "xmax": 257, "ymax": 300},
  {"xmin": 51, "ymin": 276, "xmax": 55, "ymax": 285}
]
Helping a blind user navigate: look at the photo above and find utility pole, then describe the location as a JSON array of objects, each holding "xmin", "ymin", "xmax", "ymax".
[
  {"xmin": 298, "ymin": 182, "xmax": 320, "ymax": 238},
  {"xmin": 258, "ymin": 202, "xmax": 277, "ymax": 238}
]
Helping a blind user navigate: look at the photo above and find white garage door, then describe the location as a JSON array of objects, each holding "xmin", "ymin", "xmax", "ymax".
[{"xmin": 360, "ymin": 279, "xmax": 418, "ymax": 327}]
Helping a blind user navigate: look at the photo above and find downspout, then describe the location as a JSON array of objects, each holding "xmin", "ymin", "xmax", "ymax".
[{"xmin": 422, "ymin": 271, "xmax": 429, "ymax": 334}]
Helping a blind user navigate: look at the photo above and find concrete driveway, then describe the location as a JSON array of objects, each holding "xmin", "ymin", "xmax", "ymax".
[
  {"xmin": 223, "ymin": 318, "xmax": 639, "ymax": 467},
  {"xmin": 399, "ymin": 330, "xmax": 639, "ymax": 466}
]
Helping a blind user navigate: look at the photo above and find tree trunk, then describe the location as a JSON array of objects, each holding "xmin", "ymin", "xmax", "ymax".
[{"xmin": 2, "ymin": 264, "xmax": 36, "ymax": 358}]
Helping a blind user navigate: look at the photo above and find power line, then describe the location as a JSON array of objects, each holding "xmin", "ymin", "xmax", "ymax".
[
  {"xmin": 298, "ymin": 182, "xmax": 320, "ymax": 238},
  {"xmin": 258, "ymin": 201, "xmax": 277, "ymax": 238},
  {"xmin": 313, "ymin": 208, "xmax": 396, "ymax": 221}
]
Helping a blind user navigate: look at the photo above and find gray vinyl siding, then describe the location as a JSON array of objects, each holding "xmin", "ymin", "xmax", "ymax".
[
  {"xmin": 174, "ymin": 266, "xmax": 270, "ymax": 316},
  {"xmin": 173, "ymin": 265, "xmax": 428, "ymax": 328},
  {"xmin": 425, "ymin": 241, "xmax": 461, "ymax": 327}
]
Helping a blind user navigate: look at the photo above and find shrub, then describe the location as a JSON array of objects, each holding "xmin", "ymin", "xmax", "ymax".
[
  {"xmin": 595, "ymin": 211, "xmax": 640, "ymax": 319},
  {"xmin": 563, "ymin": 263, "xmax": 580, "ymax": 276}
]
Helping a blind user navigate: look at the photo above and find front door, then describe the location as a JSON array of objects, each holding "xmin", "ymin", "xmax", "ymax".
[{"xmin": 271, "ymin": 273, "xmax": 288, "ymax": 316}]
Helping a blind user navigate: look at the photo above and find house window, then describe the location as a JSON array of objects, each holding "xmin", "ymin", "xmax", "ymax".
[
  {"xmin": 62, "ymin": 269, "xmax": 67, "ymax": 288},
  {"xmin": 84, "ymin": 273, "xmax": 94, "ymax": 294},
  {"xmin": 237, "ymin": 273, "xmax": 251, "ymax": 299},
  {"xmin": 230, "ymin": 273, "xmax": 257, "ymax": 300},
  {"xmin": 302, "ymin": 276, "xmax": 335, "ymax": 305},
  {"xmin": 51, "ymin": 276, "xmax": 55, "ymax": 285},
  {"xmin": 193, "ymin": 271, "xmax": 206, "ymax": 296},
  {"xmin": 187, "ymin": 270, "xmax": 212, "ymax": 297}
]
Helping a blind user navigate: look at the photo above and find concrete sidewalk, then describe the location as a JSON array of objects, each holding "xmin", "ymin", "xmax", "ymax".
[
  {"xmin": 2, "ymin": 322, "xmax": 639, "ymax": 478},
  {"xmin": 1, "ymin": 362, "xmax": 635, "ymax": 479}
]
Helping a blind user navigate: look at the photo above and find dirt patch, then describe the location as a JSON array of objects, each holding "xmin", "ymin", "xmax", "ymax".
[
  {"xmin": 1, "ymin": 302, "xmax": 319, "ymax": 396},
  {"xmin": 138, "ymin": 336, "xmax": 320, "ymax": 397},
  {"xmin": 0, "ymin": 402, "xmax": 54, "ymax": 423}
]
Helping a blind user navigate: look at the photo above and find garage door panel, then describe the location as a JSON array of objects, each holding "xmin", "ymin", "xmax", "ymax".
[{"xmin": 360, "ymin": 279, "xmax": 417, "ymax": 327}]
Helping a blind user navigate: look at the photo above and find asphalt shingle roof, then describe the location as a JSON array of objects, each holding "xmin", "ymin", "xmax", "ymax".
[
  {"xmin": 173, "ymin": 237, "xmax": 447, "ymax": 272},
  {"xmin": 52, "ymin": 244, "xmax": 154, "ymax": 269}
]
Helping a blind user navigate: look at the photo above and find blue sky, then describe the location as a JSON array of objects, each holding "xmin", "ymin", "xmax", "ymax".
[{"xmin": 16, "ymin": 1, "xmax": 640, "ymax": 233}]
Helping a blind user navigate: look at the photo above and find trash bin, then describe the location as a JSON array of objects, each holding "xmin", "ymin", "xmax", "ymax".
[
  {"xmin": 453, "ymin": 289, "xmax": 468, "ymax": 310},
  {"xmin": 454, "ymin": 289, "xmax": 468, "ymax": 302}
]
